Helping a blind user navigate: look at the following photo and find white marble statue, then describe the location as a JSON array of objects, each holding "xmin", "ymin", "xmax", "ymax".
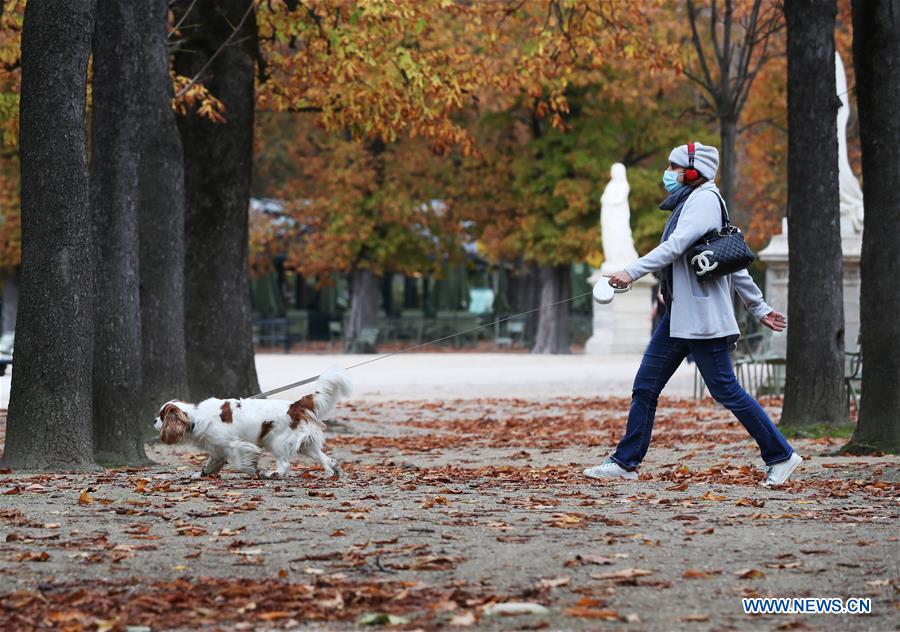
[
  {"xmin": 599, "ymin": 162, "xmax": 639, "ymax": 274},
  {"xmin": 836, "ymin": 51, "xmax": 864, "ymax": 235}
]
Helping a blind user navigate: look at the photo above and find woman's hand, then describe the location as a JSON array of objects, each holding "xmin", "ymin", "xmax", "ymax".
[
  {"xmin": 606, "ymin": 270, "xmax": 633, "ymax": 290},
  {"xmin": 760, "ymin": 310, "xmax": 787, "ymax": 332}
]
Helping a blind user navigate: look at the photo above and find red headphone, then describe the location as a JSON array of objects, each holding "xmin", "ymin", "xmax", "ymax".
[{"xmin": 683, "ymin": 142, "xmax": 700, "ymax": 183}]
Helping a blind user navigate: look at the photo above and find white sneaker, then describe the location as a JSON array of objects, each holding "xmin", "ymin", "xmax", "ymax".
[
  {"xmin": 762, "ymin": 453, "xmax": 803, "ymax": 487},
  {"xmin": 584, "ymin": 459, "xmax": 638, "ymax": 480}
]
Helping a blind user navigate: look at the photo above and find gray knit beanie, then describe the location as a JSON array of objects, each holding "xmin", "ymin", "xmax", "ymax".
[{"xmin": 668, "ymin": 141, "xmax": 719, "ymax": 180}]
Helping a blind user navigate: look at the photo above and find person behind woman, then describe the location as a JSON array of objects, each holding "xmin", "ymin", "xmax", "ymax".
[{"xmin": 584, "ymin": 141, "xmax": 801, "ymax": 487}]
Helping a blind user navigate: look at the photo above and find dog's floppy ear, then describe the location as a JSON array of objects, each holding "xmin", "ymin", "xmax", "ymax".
[{"xmin": 159, "ymin": 403, "xmax": 190, "ymax": 445}]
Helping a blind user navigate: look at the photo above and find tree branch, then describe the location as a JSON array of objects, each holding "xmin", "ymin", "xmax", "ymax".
[
  {"xmin": 686, "ymin": 0, "xmax": 716, "ymax": 94},
  {"xmin": 170, "ymin": 0, "xmax": 199, "ymax": 38},
  {"xmin": 175, "ymin": 0, "xmax": 256, "ymax": 99},
  {"xmin": 738, "ymin": 117, "xmax": 787, "ymax": 135}
]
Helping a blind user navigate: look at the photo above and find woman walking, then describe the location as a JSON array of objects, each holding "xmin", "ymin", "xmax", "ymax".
[{"xmin": 584, "ymin": 142, "xmax": 802, "ymax": 487}]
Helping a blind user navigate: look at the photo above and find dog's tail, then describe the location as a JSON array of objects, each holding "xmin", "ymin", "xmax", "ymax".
[{"xmin": 313, "ymin": 367, "xmax": 353, "ymax": 420}]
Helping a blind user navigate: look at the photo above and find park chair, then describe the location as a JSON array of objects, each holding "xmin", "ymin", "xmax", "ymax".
[
  {"xmin": 845, "ymin": 346, "xmax": 863, "ymax": 413},
  {"xmin": 399, "ymin": 310, "xmax": 425, "ymax": 344},
  {"xmin": 328, "ymin": 321, "xmax": 343, "ymax": 352},
  {"xmin": 693, "ymin": 330, "xmax": 785, "ymax": 400},
  {"xmin": 252, "ymin": 316, "xmax": 291, "ymax": 353},
  {"xmin": 452, "ymin": 314, "xmax": 481, "ymax": 347},
  {"xmin": 733, "ymin": 330, "xmax": 786, "ymax": 398},
  {"xmin": 496, "ymin": 318, "xmax": 526, "ymax": 349},
  {"xmin": 423, "ymin": 310, "xmax": 458, "ymax": 343},
  {"xmin": 286, "ymin": 309, "xmax": 309, "ymax": 349},
  {"xmin": 347, "ymin": 326, "xmax": 379, "ymax": 353}
]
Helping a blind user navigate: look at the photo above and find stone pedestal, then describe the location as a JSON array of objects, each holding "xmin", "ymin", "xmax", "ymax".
[
  {"xmin": 585, "ymin": 268, "xmax": 654, "ymax": 355},
  {"xmin": 759, "ymin": 218, "xmax": 861, "ymax": 355}
]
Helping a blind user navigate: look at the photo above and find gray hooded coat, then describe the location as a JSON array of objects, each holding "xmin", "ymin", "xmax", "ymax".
[{"xmin": 624, "ymin": 181, "xmax": 772, "ymax": 345}]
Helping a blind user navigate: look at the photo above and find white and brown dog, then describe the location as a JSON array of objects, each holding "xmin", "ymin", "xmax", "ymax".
[{"xmin": 153, "ymin": 368, "xmax": 351, "ymax": 479}]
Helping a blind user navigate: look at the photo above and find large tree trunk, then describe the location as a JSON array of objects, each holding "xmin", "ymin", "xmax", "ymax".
[
  {"xmin": 138, "ymin": 0, "xmax": 189, "ymax": 418},
  {"xmin": 719, "ymin": 115, "xmax": 738, "ymax": 222},
  {"xmin": 1, "ymin": 0, "xmax": 95, "ymax": 470},
  {"xmin": 844, "ymin": 0, "xmax": 900, "ymax": 454},
  {"xmin": 781, "ymin": 0, "xmax": 846, "ymax": 427},
  {"xmin": 346, "ymin": 268, "xmax": 379, "ymax": 352},
  {"xmin": 174, "ymin": 0, "xmax": 260, "ymax": 399},
  {"xmin": 531, "ymin": 264, "xmax": 571, "ymax": 354},
  {"xmin": 90, "ymin": 0, "xmax": 147, "ymax": 465},
  {"xmin": 2, "ymin": 268, "xmax": 18, "ymax": 335}
]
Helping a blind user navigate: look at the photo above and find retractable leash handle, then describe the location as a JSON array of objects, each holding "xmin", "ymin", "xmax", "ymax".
[{"xmin": 592, "ymin": 277, "xmax": 631, "ymax": 304}]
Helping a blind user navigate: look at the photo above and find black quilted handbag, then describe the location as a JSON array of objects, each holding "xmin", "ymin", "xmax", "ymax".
[{"xmin": 689, "ymin": 193, "xmax": 755, "ymax": 281}]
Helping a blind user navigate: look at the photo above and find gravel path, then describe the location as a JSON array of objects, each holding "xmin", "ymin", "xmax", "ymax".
[{"xmin": 0, "ymin": 395, "xmax": 896, "ymax": 630}]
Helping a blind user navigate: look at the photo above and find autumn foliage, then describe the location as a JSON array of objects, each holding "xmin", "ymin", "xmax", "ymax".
[{"xmin": 0, "ymin": 0, "xmax": 865, "ymax": 278}]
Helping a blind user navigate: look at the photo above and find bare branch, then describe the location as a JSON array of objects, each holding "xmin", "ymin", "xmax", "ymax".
[
  {"xmin": 170, "ymin": 0, "xmax": 199, "ymax": 38},
  {"xmin": 175, "ymin": 0, "xmax": 255, "ymax": 99},
  {"xmin": 731, "ymin": 0, "xmax": 763, "ymax": 110},
  {"xmin": 710, "ymin": 0, "xmax": 724, "ymax": 68},
  {"xmin": 687, "ymin": 0, "xmax": 716, "ymax": 93},
  {"xmin": 738, "ymin": 117, "xmax": 787, "ymax": 134}
]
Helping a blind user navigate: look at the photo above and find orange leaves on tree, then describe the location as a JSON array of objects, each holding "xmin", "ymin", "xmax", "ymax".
[{"xmin": 171, "ymin": 74, "xmax": 226, "ymax": 123}]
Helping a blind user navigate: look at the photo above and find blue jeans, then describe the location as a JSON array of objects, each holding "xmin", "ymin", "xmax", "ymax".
[{"xmin": 611, "ymin": 313, "xmax": 793, "ymax": 470}]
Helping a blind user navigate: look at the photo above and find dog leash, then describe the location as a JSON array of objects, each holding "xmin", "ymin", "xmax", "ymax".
[{"xmin": 249, "ymin": 290, "xmax": 595, "ymax": 399}]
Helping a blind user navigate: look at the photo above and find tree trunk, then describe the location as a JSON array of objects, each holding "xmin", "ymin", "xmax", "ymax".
[
  {"xmin": 403, "ymin": 276, "xmax": 419, "ymax": 309},
  {"xmin": 1, "ymin": 0, "xmax": 95, "ymax": 470},
  {"xmin": 346, "ymin": 268, "xmax": 378, "ymax": 352},
  {"xmin": 90, "ymin": 0, "xmax": 147, "ymax": 465},
  {"xmin": 531, "ymin": 264, "xmax": 571, "ymax": 354},
  {"xmin": 719, "ymin": 115, "xmax": 739, "ymax": 223},
  {"xmin": 381, "ymin": 272, "xmax": 395, "ymax": 316},
  {"xmin": 138, "ymin": 0, "xmax": 189, "ymax": 419},
  {"xmin": 174, "ymin": 0, "xmax": 260, "ymax": 399},
  {"xmin": 508, "ymin": 261, "xmax": 540, "ymax": 344},
  {"xmin": 781, "ymin": 0, "xmax": 846, "ymax": 427},
  {"xmin": 844, "ymin": 0, "xmax": 900, "ymax": 454},
  {"xmin": 2, "ymin": 268, "xmax": 18, "ymax": 335}
]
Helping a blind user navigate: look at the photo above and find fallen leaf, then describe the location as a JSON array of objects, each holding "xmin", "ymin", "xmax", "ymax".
[
  {"xmin": 257, "ymin": 611, "xmax": 294, "ymax": 621},
  {"xmin": 735, "ymin": 568, "xmax": 765, "ymax": 580},
  {"xmin": 421, "ymin": 496, "xmax": 448, "ymax": 509},
  {"xmin": 564, "ymin": 607, "xmax": 620, "ymax": 620},
  {"xmin": 538, "ymin": 576, "xmax": 570, "ymax": 589},
  {"xmin": 681, "ymin": 613, "xmax": 710, "ymax": 622},
  {"xmin": 566, "ymin": 554, "xmax": 615, "ymax": 567},
  {"xmin": 591, "ymin": 568, "xmax": 653, "ymax": 580},
  {"xmin": 78, "ymin": 489, "xmax": 94, "ymax": 505}
]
